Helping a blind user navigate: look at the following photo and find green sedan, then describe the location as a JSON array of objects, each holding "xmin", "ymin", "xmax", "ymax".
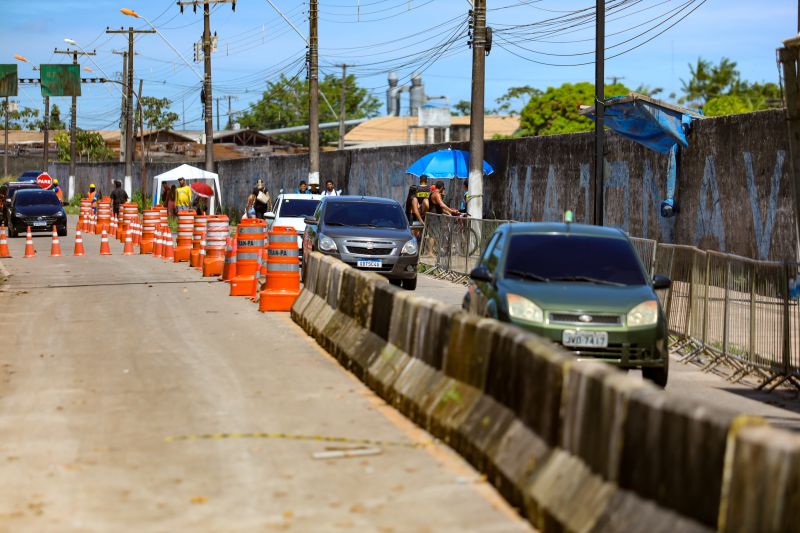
[{"xmin": 463, "ymin": 222, "xmax": 671, "ymax": 386}]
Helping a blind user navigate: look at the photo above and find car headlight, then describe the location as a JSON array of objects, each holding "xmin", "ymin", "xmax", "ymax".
[
  {"xmin": 55, "ymin": 211, "xmax": 65, "ymax": 217},
  {"xmin": 319, "ymin": 234, "xmax": 337, "ymax": 252},
  {"xmin": 507, "ymin": 294, "xmax": 544, "ymax": 324},
  {"xmin": 627, "ymin": 300, "xmax": 659, "ymax": 327},
  {"xmin": 401, "ymin": 239, "xmax": 418, "ymax": 256},
  {"xmin": 14, "ymin": 212, "xmax": 24, "ymax": 218}
]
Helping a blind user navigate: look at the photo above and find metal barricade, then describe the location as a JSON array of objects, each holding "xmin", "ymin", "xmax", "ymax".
[{"xmin": 630, "ymin": 236, "xmax": 657, "ymax": 276}]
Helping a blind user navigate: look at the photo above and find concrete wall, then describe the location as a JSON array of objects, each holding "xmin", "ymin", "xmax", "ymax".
[{"xmin": 43, "ymin": 109, "xmax": 794, "ymax": 260}]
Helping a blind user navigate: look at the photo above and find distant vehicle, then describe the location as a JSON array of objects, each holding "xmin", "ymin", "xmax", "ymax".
[
  {"xmin": 0, "ymin": 181, "xmax": 40, "ymax": 227},
  {"xmin": 302, "ymin": 196, "xmax": 419, "ymax": 290},
  {"xmin": 265, "ymin": 193, "xmax": 322, "ymax": 250},
  {"xmin": 8, "ymin": 189, "xmax": 68, "ymax": 237},
  {"xmin": 17, "ymin": 170, "xmax": 44, "ymax": 183},
  {"xmin": 463, "ymin": 221, "xmax": 671, "ymax": 386}
]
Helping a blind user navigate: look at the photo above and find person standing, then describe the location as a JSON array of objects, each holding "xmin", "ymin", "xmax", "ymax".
[
  {"xmin": 160, "ymin": 182, "xmax": 170, "ymax": 208},
  {"xmin": 87, "ymin": 183, "xmax": 99, "ymax": 214},
  {"xmin": 110, "ymin": 180, "xmax": 128, "ymax": 217},
  {"xmin": 295, "ymin": 181, "xmax": 313, "ymax": 195},
  {"xmin": 321, "ymin": 180, "xmax": 339, "ymax": 196},
  {"xmin": 459, "ymin": 179, "xmax": 470, "ymax": 214},
  {"xmin": 167, "ymin": 185, "xmax": 177, "ymax": 217},
  {"xmin": 176, "ymin": 177, "xmax": 192, "ymax": 212},
  {"xmin": 52, "ymin": 179, "xmax": 64, "ymax": 204}
]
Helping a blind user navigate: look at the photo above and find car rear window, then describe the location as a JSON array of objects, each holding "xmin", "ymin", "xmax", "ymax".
[
  {"xmin": 505, "ymin": 234, "xmax": 646, "ymax": 286},
  {"xmin": 324, "ymin": 201, "xmax": 407, "ymax": 230},
  {"xmin": 14, "ymin": 190, "xmax": 61, "ymax": 207},
  {"xmin": 279, "ymin": 198, "xmax": 319, "ymax": 218}
]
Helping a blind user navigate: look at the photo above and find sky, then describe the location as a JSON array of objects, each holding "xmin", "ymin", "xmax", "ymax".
[{"xmin": 0, "ymin": 0, "xmax": 794, "ymax": 131}]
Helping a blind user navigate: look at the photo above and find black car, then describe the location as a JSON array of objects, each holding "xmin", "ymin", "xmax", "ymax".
[
  {"xmin": 17, "ymin": 170, "xmax": 43, "ymax": 183},
  {"xmin": 0, "ymin": 181, "xmax": 41, "ymax": 226},
  {"xmin": 302, "ymin": 196, "xmax": 420, "ymax": 290},
  {"xmin": 8, "ymin": 189, "xmax": 68, "ymax": 237}
]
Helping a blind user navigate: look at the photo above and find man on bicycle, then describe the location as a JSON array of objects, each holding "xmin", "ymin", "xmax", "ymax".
[{"xmin": 430, "ymin": 180, "xmax": 460, "ymax": 216}]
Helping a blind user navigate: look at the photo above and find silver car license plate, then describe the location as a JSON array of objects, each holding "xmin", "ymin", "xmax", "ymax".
[
  {"xmin": 33, "ymin": 221, "xmax": 47, "ymax": 227},
  {"xmin": 356, "ymin": 259, "xmax": 382, "ymax": 268},
  {"xmin": 563, "ymin": 330, "xmax": 608, "ymax": 348}
]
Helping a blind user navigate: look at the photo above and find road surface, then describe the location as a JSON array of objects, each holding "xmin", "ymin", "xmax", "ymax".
[
  {"xmin": 414, "ymin": 276, "xmax": 800, "ymax": 431},
  {"xmin": 0, "ymin": 226, "xmax": 531, "ymax": 532}
]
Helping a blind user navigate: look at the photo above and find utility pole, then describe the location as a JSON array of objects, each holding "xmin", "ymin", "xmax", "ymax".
[
  {"xmin": 337, "ymin": 64, "xmax": 348, "ymax": 150},
  {"xmin": 54, "ymin": 47, "xmax": 96, "ymax": 201},
  {"xmin": 308, "ymin": 0, "xmax": 320, "ymax": 188},
  {"xmin": 594, "ymin": 0, "xmax": 605, "ymax": 226},
  {"xmin": 215, "ymin": 97, "xmax": 221, "ymax": 130},
  {"xmin": 178, "ymin": 1, "xmax": 236, "ymax": 172},
  {"xmin": 780, "ymin": 36, "xmax": 800, "ymax": 258},
  {"xmin": 3, "ymin": 98, "xmax": 8, "ymax": 178},
  {"xmin": 226, "ymin": 95, "xmax": 238, "ymax": 129},
  {"xmin": 467, "ymin": 0, "xmax": 487, "ymax": 220},
  {"xmin": 112, "ymin": 50, "xmax": 128, "ymax": 163},
  {"xmin": 138, "ymin": 78, "xmax": 146, "ymax": 198},
  {"xmin": 43, "ymin": 96, "xmax": 50, "ymax": 170},
  {"xmin": 107, "ymin": 26, "xmax": 155, "ymax": 197}
]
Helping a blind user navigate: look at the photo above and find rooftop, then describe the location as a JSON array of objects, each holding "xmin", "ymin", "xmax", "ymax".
[{"xmin": 343, "ymin": 115, "xmax": 520, "ymax": 147}]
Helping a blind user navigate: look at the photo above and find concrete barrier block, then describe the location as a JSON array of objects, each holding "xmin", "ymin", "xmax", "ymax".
[
  {"xmin": 458, "ymin": 394, "xmax": 516, "ymax": 474},
  {"xmin": 490, "ymin": 419, "xmax": 553, "ymax": 512},
  {"xmin": 345, "ymin": 331, "xmax": 386, "ymax": 380},
  {"xmin": 321, "ymin": 310, "xmax": 353, "ymax": 359},
  {"xmin": 720, "ymin": 425, "xmax": 800, "ymax": 533},
  {"xmin": 352, "ymin": 271, "xmax": 385, "ymax": 329},
  {"xmin": 426, "ymin": 379, "xmax": 482, "ymax": 448},
  {"xmin": 590, "ymin": 489, "xmax": 712, "ymax": 533},
  {"xmin": 369, "ymin": 282, "xmax": 401, "ymax": 341},
  {"xmin": 366, "ymin": 344, "xmax": 412, "ymax": 404},
  {"xmin": 392, "ymin": 358, "xmax": 447, "ymax": 426},
  {"xmin": 561, "ymin": 362, "xmax": 653, "ymax": 481},
  {"xmin": 325, "ymin": 260, "xmax": 346, "ymax": 309},
  {"xmin": 387, "ymin": 291, "xmax": 417, "ymax": 354},
  {"xmin": 443, "ymin": 313, "xmax": 489, "ymax": 388},
  {"xmin": 303, "ymin": 252, "xmax": 321, "ymax": 294},
  {"xmin": 619, "ymin": 386, "xmax": 748, "ymax": 528}
]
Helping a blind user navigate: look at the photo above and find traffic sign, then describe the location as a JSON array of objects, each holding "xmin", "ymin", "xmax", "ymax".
[{"xmin": 36, "ymin": 172, "xmax": 53, "ymax": 189}]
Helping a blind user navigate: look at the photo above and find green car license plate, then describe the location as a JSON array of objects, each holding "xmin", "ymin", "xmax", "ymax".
[{"xmin": 563, "ymin": 330, "xmax": 608, "ymax": 348}]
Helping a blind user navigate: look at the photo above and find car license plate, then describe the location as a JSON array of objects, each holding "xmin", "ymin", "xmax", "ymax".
[
  {"xmin": 33, "ymin": 221, "xmax": 47, "ymax": 227},
  {"xmin": 562, "ymin": 330, "xmax": 608, "ymax": 348},
  {"xmin": 356, "ymin": 259, "xmax": 382, "ymax": 268}
]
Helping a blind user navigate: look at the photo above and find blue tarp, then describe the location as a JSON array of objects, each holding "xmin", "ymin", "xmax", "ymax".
[{"xmin": 585, "ymin": 94, "xmax": 702, "ymax": 217}]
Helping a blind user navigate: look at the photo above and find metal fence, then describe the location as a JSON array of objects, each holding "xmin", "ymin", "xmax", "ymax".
[{"xmin": 418, "ymin": 214, "xmax": 800, "ymax": 391}]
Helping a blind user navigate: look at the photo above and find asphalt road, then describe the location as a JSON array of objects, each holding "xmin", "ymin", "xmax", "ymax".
[
  {"xmin": 414, "ymin": 276, "xmax": 800, "ymax": 431},
  {"xmin": 0, "ymin": 225, "xmax": 531, "ymax": 532}
]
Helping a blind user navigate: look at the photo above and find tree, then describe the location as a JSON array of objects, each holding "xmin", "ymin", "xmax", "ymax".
[
  {"xmin": 54, "ymin": 131, "xmax": 113, "ymax": 162},
  {"xmin": 494, "ymin": 85, "xmax": 542, "ymax": 116},
  {"xmin": 137, "ymin": 96, "xmax": 179, "ymax": 131},
  {"xmin": 517, "ymin": 81, "xmax": 630, "ymax": 137},
  {"xmin": 49, "ymin": 104, "xmax": 66, "ymax": 130},
  {"xmin": 237, "ymin": 73, "xmax": 381, "ymax": 146},
  {"xmin": 6, "ymin": 106, "xmax": 40, "ymax": 130},
  {"xmin": 452, "ymin": 100, "xmax": 471, "ymax": 116}
]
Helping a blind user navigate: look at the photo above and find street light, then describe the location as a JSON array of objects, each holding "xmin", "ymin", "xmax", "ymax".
[
  {"xmin": 14, "ymin": 54, "xmax": 28, "ymax": 63},
  {"xmin": 120, "ymin": 8, "xmax": 203, "ymax": 81}
]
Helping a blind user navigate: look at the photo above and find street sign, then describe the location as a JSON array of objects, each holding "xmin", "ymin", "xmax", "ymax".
[
  {"xmin": 36, "ymin": 172, "xmax": 53, "ymax": 189},
  {"xmin": 39, "ymin": 64, "xmax": 81, "ymax": 97},
  {"xmin": 0, "ymin": 64, "xmax": 18, "ymax": 97}
]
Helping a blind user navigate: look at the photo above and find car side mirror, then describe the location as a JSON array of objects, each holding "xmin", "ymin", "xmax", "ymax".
[
  {"xmin": 469, "ymin": 265, "xmax": 494, "ymax": 283},
  {"xmin": 653, "ymin": 274, "xmax": 671, "ymax": 290},
  {"xmin": 265, "ymin": 212, "xmax": 276, "ymax": 220},
  {"xmin": 304, "ymin": 216, "xmax": 318, "ymax": 225}
]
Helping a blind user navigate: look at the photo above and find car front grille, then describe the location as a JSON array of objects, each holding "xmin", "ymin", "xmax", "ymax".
[
  {"xmin": 549, "ymin": 312, "xmax": 622, "ymax": 326},
  {"xmin": 559, "ymin": 343, "xmax": 646, "ymax": 360},
  {"xmin": 346, "ymin": 245, "xmax": 394, "ymax": 256},
  {"xmin": 20, "ymin": 216, "xmax": 59, "ymax": 227}
]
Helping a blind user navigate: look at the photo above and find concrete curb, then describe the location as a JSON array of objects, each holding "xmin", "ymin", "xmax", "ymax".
[{"xmin": 291, "ymin": 252, "xmax": 799, "ymax": 532}]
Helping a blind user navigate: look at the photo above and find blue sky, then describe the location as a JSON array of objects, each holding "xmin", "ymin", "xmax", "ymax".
[{"xmin": 0, "ymin": 0, "xmax": 794, "ymax": 130}]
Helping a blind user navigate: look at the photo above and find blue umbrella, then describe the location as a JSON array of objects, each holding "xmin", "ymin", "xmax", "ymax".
[{"xmin": 406, "ymin": 149, "xmax": 494, "ymax": 179}]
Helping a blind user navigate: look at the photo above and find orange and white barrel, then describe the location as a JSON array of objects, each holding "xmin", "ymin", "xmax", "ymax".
[
  {"xmin": 258, "ymin": 226, "xmax": 301, "ymax": 312},
  {"xmin": 230, "ymin": 218, "xmax": 266, "ymax": 297},
  {"xmin": 96, "ymin": 199, "xmax": 112, "ymax": 234},
  {"xmin": 174, "ymin": 210, "xmax": 195, "ymax": 262},
  {"xmin": 189, "ymin": 215, "xmax": 208, "ymax": 268},
  {"xmin": 140, "ymin": 209, "xmax": 160, "ymax": 254},
  {"xmin": 202, "ymin": 215, "xmax": 229, "ymax": 277},
  {"xmin": 79, "ymin": 199, "xmax": 92, "ymax": 231}
]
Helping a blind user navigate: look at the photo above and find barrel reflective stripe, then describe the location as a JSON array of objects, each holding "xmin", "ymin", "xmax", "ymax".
[
  {"xmin": 237, "ymin": 252, "xmax": 259, "ymax": 261},
  {"xmin": 267, "ymin": 263, "xmax": 300, "ymax": 272},
  {"xmin": 269, "ymin": 248, "xmax": 300, "ymax": 257},
  {"xmin": 269, "ymin": 234, "xmax": 296, "ymax": 243},
  {"xmin": 238, "ymin": 226, "xmax": 265, "ymax": 235}
]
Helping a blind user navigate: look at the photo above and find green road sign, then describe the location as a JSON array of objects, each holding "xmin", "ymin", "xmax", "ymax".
[
  {"xmin": 0, "ymin": 64, "xmax": 18, "ymax": 97},
  {"xmin": 40, "ymin": 64, "xmax": 81, "ymax": 97}
]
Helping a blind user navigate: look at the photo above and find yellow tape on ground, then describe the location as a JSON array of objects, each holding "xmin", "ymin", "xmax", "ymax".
[{"xmin": 164, "ymin": 432, "xmax": 433, "ymax": 449}]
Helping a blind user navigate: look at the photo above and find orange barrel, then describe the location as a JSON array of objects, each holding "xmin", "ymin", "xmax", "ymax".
[
  {"xmin": 258, "ymin": 226, "xmax": 301, "ymax": 312},
  {"xmin": 79, "ymin": 199, "xmax": 92, "ymax": 231},
  {"xmin": 121, "ymin": 202, "xmax": 139, "ymax": 242},
  {"xmin": 230, "ymin": 218, "xmax": 266, "ymax": 297},
  {"xmin": 158, "ymin": 206, "xmax": 169, "ymax": 227},
  {"xmin": 153, "ymin": 224, "xmax": 164, "ymax": 258},
  {"xmin": 189, "ymin": 215, "xmax": 208, "ymax": 268},
  {"xmin": 174, "ymin": 210, "xmax": 196, "ymax": 262},
  {"xmin": 221, "ymin": 234, "xmax": 237, "ymax": 282},
  {"xmin": 202, "ymin": 215, "xmax": 229, "ymax": 277},
  {"xmin": 96, "ymin": 199, "xmax": 112, "ymax": 234},
  {"xmin": 140, "ymin": 209, "xmax": 160, "ymax": 254}
]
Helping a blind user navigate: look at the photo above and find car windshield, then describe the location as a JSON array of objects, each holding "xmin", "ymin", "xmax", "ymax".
[
  {"xmin": 504, "ymin": 234, "xmax": 646, "ymax": 286},
  {"xmin": 324, "ymin": 201, "xmax": 407, "ymax": 230},
  {"xmin": 14, "ymin": 191, "xmax": 61, "ymax": 207},
  {"xmin": 279, "ymin": 198, "xmax": 319, "ymax": 218}
]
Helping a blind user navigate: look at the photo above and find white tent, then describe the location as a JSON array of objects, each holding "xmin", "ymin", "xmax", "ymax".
[{"xmin": 151, "ymin": 164, "xmax": 223, "ymax": 215}]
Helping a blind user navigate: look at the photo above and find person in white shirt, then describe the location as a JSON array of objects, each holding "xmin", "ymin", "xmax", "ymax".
[{"xmin": 321, "ymin": 180, "xmax": 340, "ymax": 196}]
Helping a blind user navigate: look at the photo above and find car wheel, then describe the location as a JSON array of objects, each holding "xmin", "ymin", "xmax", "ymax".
[
  {"xmin": 58, "ymin": 226, "xmax": 67, "ymax": 237},
  {"xmin": 642, "ymin": 365, "xmax": 668, "ymax": 387},
  {"xmin": 8, "ymin": 224, "xmax": 18, "ymax": 238},
  {"xmin": 402, "ymin": 276, "xmax": 417, "ymax": 291}
]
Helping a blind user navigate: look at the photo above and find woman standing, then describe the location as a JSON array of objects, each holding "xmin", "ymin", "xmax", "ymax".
[
  {"xmin": 167, "ymin": 185, "xmax": 177, "ymax": 217},
  {"xmin": 253, "ymin": 180, "xmax": 271, "ymax": 220}
]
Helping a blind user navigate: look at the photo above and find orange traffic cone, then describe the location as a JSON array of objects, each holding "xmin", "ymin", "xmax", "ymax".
[
  {"xmin": 73, "ymin": 229, "xmax": 86, "ymax": 256},
  {"xmin": 123, "ymin": 228, "xmax": 135, "ymax": 256},
  {"xmin": 23, "ymin": 227, "xmax": 36, "ymax": 258},
  {"xmin": 99, "ymin": 229, "xmax": 112, "ymax": 256},
  {"xmin": 0, "ymin": 225, "xmax": 11, "ymax": 258},
  {"xmin": 195, "ymin": 232, "xmax": 206, "ymax": 271},
  {"xmin": 90, "ymin": 214, "xmax": 97, "ymax": 235},
  {"xmin": 49, "ymin": 226, "xmax": 63, "ymax": 257},
  {"xmin": 163, "ymin": 230, "xmax": 174, "ymax": 261},
  {"xmin": 220, "ymin": 236, "xmax": 235, "ymax": 281},
  {"xmin": 110, "ymin": 215, "xmax": 117, "ymax": 239},
  {"xmin": 153, "ymin": 225, "xmax": 163, "ymax": 258}
]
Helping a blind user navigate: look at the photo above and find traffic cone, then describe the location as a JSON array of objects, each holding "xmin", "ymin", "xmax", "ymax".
[
  {"xmin": 123, "ymin": 228, "xmax": 135, "ymax": 256},
  {"xmin": 220, "ymin": 236, "xmax": 235, "ymax": 280},
  {"xmin": 73, "ymin": 229, "xmax": 86, "ymax": 256},
  {"xmin": 99, "ymin": 229, "xmax": 111, "ymax": 256},
  {"xmin": 163, "ymin": 230, "xmax": 174, "ymax": 261},
  {"xmin": 153, "ymin": 225, "xmax": 163, "ymax": 258},
  {"xmin": 195, "ymin": 233, "xmax": 206, "ymax": 271},
  {"xmin": 23, "ymin": 227, "xmax": 35, "ymax": 258},
  {"xmin": 0, "ymin": 225, "xmax": 11, "ymax": 258},
  {"xmin": 90, "ymin": 213, "xmax": 97, "ymax": 235},
  {"xmin": 49, "ymin": 226, "xmax": 63, "ymax": 257},
  {"xmin": 110, "ymin": 215, "xmax": 117, "ymax": 239}
]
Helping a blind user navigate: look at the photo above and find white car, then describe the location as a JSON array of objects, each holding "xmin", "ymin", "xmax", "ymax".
[{"xmin": 266, "ymin": 193, "xmax": 323, "ymax": 249}]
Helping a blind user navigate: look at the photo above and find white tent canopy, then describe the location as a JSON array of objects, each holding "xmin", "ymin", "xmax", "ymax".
[{"xmin": 151, "ymin": 164, "xmax": 223, "ymax": 215}]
